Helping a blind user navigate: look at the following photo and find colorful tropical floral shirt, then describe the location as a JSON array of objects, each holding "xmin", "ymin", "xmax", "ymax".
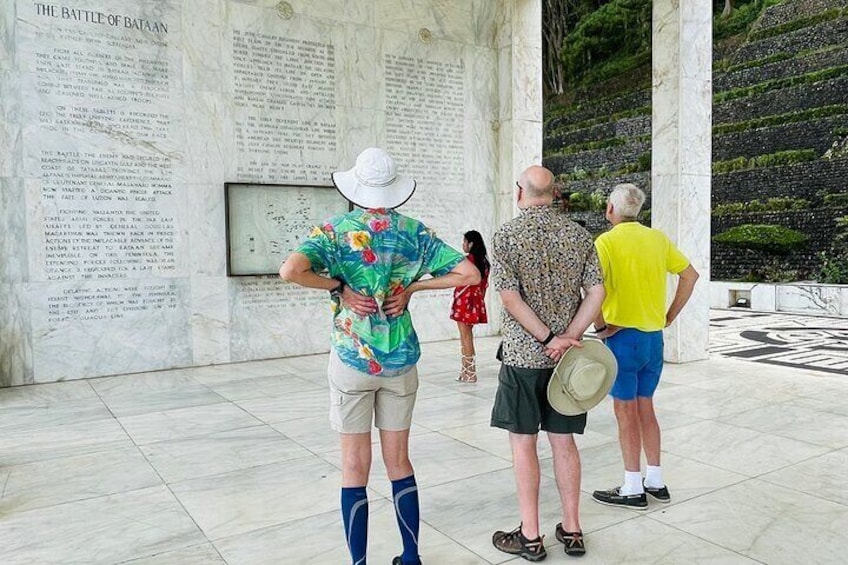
[{"xmin": 296, "ymin": 208, "xmax": 464, "ymax": 376}]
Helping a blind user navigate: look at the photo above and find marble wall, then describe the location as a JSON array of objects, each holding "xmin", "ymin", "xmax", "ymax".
[{"xmin": 0, "ymin": 0, "xmax": 542, "ymax": 385}]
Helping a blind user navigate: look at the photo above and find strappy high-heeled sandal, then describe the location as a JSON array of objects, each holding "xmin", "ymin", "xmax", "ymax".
[{"xmin": 457, "ymin": 354, "xmax": 477, "ymax": 383}]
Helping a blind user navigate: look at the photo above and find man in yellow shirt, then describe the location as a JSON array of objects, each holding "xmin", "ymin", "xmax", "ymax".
[{"xmin": 592, "ymin": 183, "xmax": 699, "ymax": 509}]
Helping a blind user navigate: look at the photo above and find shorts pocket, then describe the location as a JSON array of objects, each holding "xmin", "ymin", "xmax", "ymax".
[
  {"xmin": 492, "ymin": 378, "xmax": 518, "ymax": 426},
  {"xmin": 330, "ymin": 390, "xmax": 344, "ymax": 406}
]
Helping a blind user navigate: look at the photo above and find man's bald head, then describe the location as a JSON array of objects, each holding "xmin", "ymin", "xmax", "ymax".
[{"xmin": 518, "ymin": 166, "xmax": 554, "ymax": 202}]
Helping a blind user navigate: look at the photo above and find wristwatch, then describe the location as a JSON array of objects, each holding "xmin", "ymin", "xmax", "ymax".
[{"xmin": 329, "ymin": 278, "xmax": 345, "ymax": 298}]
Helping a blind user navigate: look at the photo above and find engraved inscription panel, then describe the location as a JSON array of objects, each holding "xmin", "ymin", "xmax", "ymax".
[
  {"xmin": 384, "ymin": 53, "xmax": 467, "ymax": 241},
  {"xmin": 20, "ymin": 0, "xmax": 184, "ymax": 282},
  {"xmin": 231, "ymin": 29, "xmax": 337, "ymax": 182}
]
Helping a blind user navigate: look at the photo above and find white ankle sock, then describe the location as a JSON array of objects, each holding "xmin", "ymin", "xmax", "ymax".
[
  {"xmin": 645, "ymin": 465, "xmax": 663, "ymax": 488},
  {"xmin": 621, "ymin": 471, "xmax": 644, "ymax": 496}
]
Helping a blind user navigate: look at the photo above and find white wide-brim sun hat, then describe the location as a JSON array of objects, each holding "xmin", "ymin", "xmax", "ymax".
[
  {"xmin": 547, "ymin": 338, "xmax": 618, "ymax": 416},
  {"xmin": 332, "ymin": 147, "xmax": 416, "ymax": 209}
]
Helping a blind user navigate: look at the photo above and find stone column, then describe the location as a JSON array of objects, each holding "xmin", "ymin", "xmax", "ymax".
[
  {"xmin": 498, "ymin": 0, "xmax": 543, "ymax": 220},
  {"xmin": 491, "ymin": 0, "xmax": 543, "ymax": 332},
  {"xmin": 652, "ymin": 0, "xmax": 712, "ymax": 362}
]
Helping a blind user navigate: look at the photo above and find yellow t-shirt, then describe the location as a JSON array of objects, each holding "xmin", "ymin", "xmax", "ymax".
[{"xmin": 594, "ymin": 222, "xmax": 690, "ymax": 331}]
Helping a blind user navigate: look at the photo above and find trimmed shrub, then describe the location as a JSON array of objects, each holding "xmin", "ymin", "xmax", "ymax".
[
  {"xmin": 713, "ymin": 224, "xmax": 808, "ymax": 254},
  {"xmin": 713, "ymin": 149, "xmax": 818, "ymax": 174}
]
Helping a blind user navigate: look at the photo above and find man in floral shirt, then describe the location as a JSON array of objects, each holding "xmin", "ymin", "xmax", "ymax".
[
  {"xmin": 489, "ymin": 165, "xmax": 605, "ymax": 561},
  {"xmin": 279, "ymin": 147, "xmax": 478, "ymax": 565}
]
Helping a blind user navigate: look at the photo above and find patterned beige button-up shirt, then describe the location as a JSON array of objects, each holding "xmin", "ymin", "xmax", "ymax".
[{"xmin": 492, "ymin": 205, "xmax": 604, "ymax": 369}]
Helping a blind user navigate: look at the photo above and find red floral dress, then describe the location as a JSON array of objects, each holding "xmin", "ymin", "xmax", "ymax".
[{"xmin": 450, "ymin": 256, "xmax": 488, "ymax": 325}]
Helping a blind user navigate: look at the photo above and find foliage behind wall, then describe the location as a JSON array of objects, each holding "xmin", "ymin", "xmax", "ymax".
[{"xmin": 543, "ymin": 0, "xmax": 848, "ymax": 282}]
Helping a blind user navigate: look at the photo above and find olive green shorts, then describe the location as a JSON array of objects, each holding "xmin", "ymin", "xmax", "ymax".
[{"xmin": 491, "ymin": 364, "xmax": 587, "ymax": 435}]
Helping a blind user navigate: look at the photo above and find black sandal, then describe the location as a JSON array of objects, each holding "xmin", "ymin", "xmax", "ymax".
[{"xmin": 555, "ymin": 523, "xmax": 586, "ymax": 557}]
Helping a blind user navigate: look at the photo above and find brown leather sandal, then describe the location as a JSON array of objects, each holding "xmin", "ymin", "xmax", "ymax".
[{"xmin": 556, "ymin": 523, "xmax": 586, "ymax": 557}]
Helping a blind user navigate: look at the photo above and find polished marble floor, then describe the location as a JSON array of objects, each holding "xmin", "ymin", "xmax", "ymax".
[{"xmin": 1, "ymin": 314, "xmax": 847, "ymax": 564}]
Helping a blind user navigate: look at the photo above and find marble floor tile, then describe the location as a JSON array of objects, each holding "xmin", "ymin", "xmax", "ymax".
[
  {"xmin": 0, "ymin": 446, "xmax": 161, "ymax": 514},
  {"xmin": 682, "ymin": 372, "xmax": 804, "ymax": 403},
  {"xmin": 422, "ymin": 467, "xmax": 636, "ymax": 564},
  {"xmin": 438, "ymin": 420, "xmax": 614, "ymax": 464},
  {"xmin": 411, "ymin": 392, "xmax": 495, "ymax": 431},
  {"xmin": 652, "ymin": 479, "xmax": 848, "ymax": 564},
  {"xmin": 573, "ymin": 516, "xmax": 760, "ymax": 564},
  {"xmin": 439, "ymin": 420, "xmax": 535, "ymax": 461},
  {"xmin": 759, "ymin": 448, "xmax": 848, "ymax": 507},
  {"xmin": 792, "ymin": 394, "xmax": 848, "ymax": 418},
  {"xmin": 2, "ymin": 328, "xmax": 848, "ymax": 564},
  {"xmin": 726, "ymin": 403, "xmax": 848, "ymax": 449},
  {"xmin": 188, "ymin": 360, "xmax": 297, "ymax": 386},
  {"xmin": 320, "ymin": 431, "xmax": 512, "ymax": 498},
  {"xmin": 235, "ymin": 388, "xmax": 329, "ymax": 424},
  {"xmin": 415, "ymin": 378, "xmax": 461, "ymax": 400},
  {"xmin": 0, "ymin": 397, "xmax": 113, "ymax": 432},
  {"xmin": 453, "ymin": 373, "xmax": 501, "ymax": 401},
  {"xmin": 270, "ymin": 415, "xmax": 340, "ymax": 454},
  {"xmin": 271, "ymin": 353, "xmax": 330, "ymax": 377},
  {"xmin": 271, "ymin": 415, "xmax": 431, "ymax": 456},
  {"xmin": 97, "ymin": 385, "xmax": 227, "ymax": 418},
  {"xmin": 200, "ymin": 373, "xmax": 323, "ymax": 402},
  {"xmin": 141, "ymin": 425, "xmax": 311, "ymax": 483},
  {"xmin": 170, "ymin": 455, "xmax": 342, "ymax": 540},
  {"xmin": 651, "ymin": 383, "xmax": 772, "ymax": 420},
  {"xmin": 579, "ymin": 452, "xmax": 748, "ymax": 506},
  {"xmin": 89, "ymin": 370, "xmax": 200, "ymax": 395},
  {"xmin": 215, "ymin": 501, "xmax": 490, "ymax": 565},
  {"xmin": 118, "ymin": 402, "xmax": 264, "ymax": 445},
  {"xmin": 0, "ymin": 418, "xmax": 133, "ymax": 466},
  {"xmin": 0, "ymin": 380, "xmax": 97, "ymax": 407},
  {"xmin": 0, "ymin": 486, "xmax": 204, "ymax": 565},
  {"xmin": 659, "ymin": 357, "xmax": 731, "ymax": 385},
  {"xmin": 663, "ymin": 419, "xmax": 830, "ymax": 476},
  {"xmin": 116, "ymin": 543, "xmax": 227, "ymax": 564}
]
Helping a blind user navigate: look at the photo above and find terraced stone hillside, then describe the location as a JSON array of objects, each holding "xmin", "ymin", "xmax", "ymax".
[{"xmin": 543, "ymin": 0, "xmax": 848, "ymax": 281}]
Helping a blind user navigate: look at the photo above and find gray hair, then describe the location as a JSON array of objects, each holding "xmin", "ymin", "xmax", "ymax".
[{"xmin": 608, "ymin": 183, "xmax": 645, "ymax": 219}]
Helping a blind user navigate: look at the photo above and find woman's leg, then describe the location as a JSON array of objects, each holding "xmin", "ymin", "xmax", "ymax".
[{"xmin": 457, "ymin": 322, "xmax": 477, "ymax": 382}]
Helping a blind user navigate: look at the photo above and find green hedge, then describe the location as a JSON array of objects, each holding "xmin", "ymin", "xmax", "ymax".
[
  {"xmin": 568, "ymin": 190, "xmax": 608, "ymax": 212},
  {"xmin": 713, "ymin": 149, "xmax": 818, "ymax": 174},
  {"xmin": 712, "ymin": 197, "xmax": 810, "ymax": 216},
  {"xmin": 713, "ymin": 105, "xmax": 848, "ymax": 135},
  {"xmin": 748, "ymin": 8, "xmax": 846, "ymax": 42},
  {"xmin": 713, "ymin": 224, "xmax": 808, "ymax": 254},
  {"xmin": 717, "ymin": 52, "xmax": 792, "ymax": 73},
  {"xmin": 714, "ymin": 66, "xmax": 848, "ymax": 104},
  {"xmin": 546, "ymin": 105, "xmax": 651, "ymax": 140},
  {"xmin": 714, "ymin": 0, "xmax": 784, "ymax": 41},
  {"xmin": 823, "ymin": 193, "xmax": 848, "ymax": 207},
  {"xmin": 557, "ymin": 137, "xmax": 629, "ymax": 156}
]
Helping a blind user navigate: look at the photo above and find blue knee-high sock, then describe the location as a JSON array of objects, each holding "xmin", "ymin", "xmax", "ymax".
[
  {"xmin": 391, "ymin": 475, "xmax": 420, "ymax": 565},
  {"xmin": 341, "ymin": 487, "xmax": 368, "ymax": 565}
]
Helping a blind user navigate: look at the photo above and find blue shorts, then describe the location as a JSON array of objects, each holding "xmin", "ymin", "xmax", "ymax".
[{"xmin": 606, "ymin": 329, "xmax": 664, "ymax": 401}]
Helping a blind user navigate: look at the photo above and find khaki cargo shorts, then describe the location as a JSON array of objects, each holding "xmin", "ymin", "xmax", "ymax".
[{"xmin": 327, "ymin": 351, "xmax": 419, "ymax": 434}]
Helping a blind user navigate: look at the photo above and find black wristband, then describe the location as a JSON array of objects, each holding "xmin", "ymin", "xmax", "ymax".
[
  {"xmin": 595, "ymin": 324, "xmax": 608, "ymax": 333},
  {"xmin": 540, "ymin": 330, "xmax": 555, "ymax": 346}
]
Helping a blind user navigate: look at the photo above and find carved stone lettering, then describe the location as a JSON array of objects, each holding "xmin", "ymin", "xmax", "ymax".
[
  {"xmin": 385, "ymin": 54, "xmax": 465, "ymax": 190},
  {"xmin": 25, "ymin": 6, "xmax": 180, "ymax": 282},
  {"xmin": 232, "ymin": 29, "xmax": 337, "ymax": 182}
]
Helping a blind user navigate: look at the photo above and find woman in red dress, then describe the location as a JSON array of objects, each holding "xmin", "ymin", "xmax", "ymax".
[{"xmin": 450, "ymin": 230, "xmax": 489, "ymax": 383}]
